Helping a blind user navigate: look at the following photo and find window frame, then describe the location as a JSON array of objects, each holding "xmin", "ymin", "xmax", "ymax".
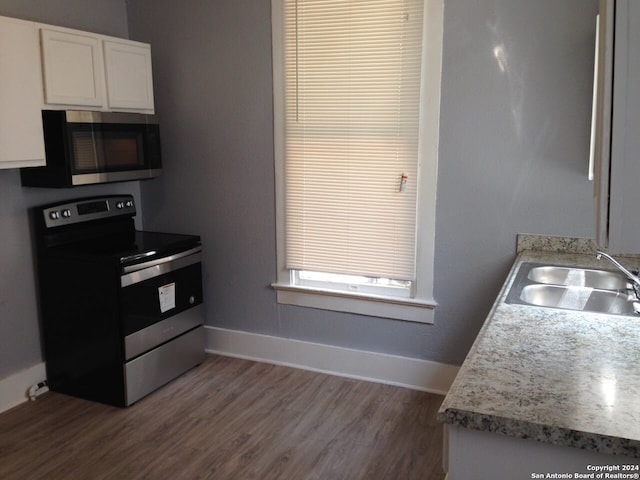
[{"xmin": 271, "ymin": 0, "xmax": 443, "ymax": 324}]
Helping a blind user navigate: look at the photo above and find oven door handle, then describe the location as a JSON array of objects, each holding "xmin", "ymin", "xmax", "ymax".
[{"xmin": 121, "ymin": 247, "xmax": 202, "ymax": 288}]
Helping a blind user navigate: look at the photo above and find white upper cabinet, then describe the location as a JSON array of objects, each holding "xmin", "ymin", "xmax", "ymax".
[
  {"xmin": 39, "ymin": 25, "xmax": 154, "ymax": 113},
  {"xmin": 40, "ymin": 28, "xmax": 105, "ymax": 108},
  {"xmin": 0, "ymin": 16, "xmax": 45, "ymax": 169},
  {"xmin": 103, "ymin": 40, "xmax": 154, "ymax": 111},
  {"xmin": 0, "ymin": 16, "xmax": 155, "ymax": 170}
]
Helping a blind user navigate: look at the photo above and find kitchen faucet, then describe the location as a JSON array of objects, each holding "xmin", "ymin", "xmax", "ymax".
[{"xmin": 596, "ymin": 250, "xmax": 640, "ymax": 297}]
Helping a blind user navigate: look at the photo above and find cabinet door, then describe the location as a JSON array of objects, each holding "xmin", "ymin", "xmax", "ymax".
[
  {"xmin": 0, "ymin": 16, "xmax": 45, "ymax": 168},
  {"xmin": 40, "ymin": 28, "xmax": 105, "ymax": 108},
  {"xmin": 104, "ymin": 40, "xmax": 154, "ymax": 112},
  {"xmin": 608, "ymin": 0, "xmax": 640, "ymax": 253}
]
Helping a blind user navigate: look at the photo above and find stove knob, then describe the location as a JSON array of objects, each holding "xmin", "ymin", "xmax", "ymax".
[
  {"xmin": 116, "ymin": 201, "xmax": 125, "ymax": 209},
  {"xmin": 125, "ymin": 200, "xmax": 134, "ymax": 208},
  {"xmin": 49, "ymin": 210, "xmax": 60, "ymax": 220},
  {"xmin": 61, "ymin": 209, "xmax": 72, "ymax": 218}
]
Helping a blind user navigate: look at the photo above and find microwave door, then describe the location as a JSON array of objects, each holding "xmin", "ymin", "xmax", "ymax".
[
  {"xmin": 69, "ymin": 124, "xmax": 153, "ymax": 185},
  {"xmin": 71, "ymin": 129, "xmax": 144, "ymax": 173}
]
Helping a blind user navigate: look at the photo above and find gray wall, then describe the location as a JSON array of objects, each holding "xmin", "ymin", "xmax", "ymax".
[
  {"xmin": 434, "ymin": 0, "xmax": 598, "ymax": 359},
  {"xmin": 127, "ymin": 0, "xmax": 597, "ymax": 367},
  {"xmin": 0, "ymin": 0, "xmax": 141, "ymax": 380},
  {"xmin": 0, "ymin": 0, "xmax": 599, "ymax": 384}
]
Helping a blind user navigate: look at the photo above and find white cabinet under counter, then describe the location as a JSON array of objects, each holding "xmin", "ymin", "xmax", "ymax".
[
  {"xmin": 39, "ymin": 25, "xmax": 154, "ymax": 113},
  {"xmin": 0, "ymin": 16, "xmax": 45, "ymax": 169}
]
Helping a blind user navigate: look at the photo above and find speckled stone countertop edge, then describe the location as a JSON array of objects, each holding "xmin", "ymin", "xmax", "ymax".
[
  {"xmin": 436, "ymin": 244, "xmax": 640, "ymax": 458},
  {"xmin": 437, "ymin": 408, "xmax": 639, "ymax": 457}
]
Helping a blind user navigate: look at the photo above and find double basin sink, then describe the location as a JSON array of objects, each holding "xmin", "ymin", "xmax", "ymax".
[{"xmin": 506, "ymin": 263, "xmax": 640, "ymax": 316}]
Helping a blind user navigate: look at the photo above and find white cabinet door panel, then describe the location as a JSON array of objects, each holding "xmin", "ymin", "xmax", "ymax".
[
  {"xmin": 104, "ymin": 40, "xmax": 154, "ymax": 111},
  {"xmin": 40, "ymin": 29, "xmax": 105, "ymax": 107}
]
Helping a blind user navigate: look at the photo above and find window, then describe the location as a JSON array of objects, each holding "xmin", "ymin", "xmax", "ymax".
[{"xmin": 272, "ymin": 0, "xmax": 442, "ymax": 323}]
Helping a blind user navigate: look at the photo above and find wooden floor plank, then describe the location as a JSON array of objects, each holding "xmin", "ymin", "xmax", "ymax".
[{"xmin": 0, "ymin": 354, "xmax": 445, "ymax": 479}]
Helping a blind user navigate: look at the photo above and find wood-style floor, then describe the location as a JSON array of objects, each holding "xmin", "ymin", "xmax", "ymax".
[{"xmin": 0, "ymin": 355, "xmax": 446, "ymax": 479}]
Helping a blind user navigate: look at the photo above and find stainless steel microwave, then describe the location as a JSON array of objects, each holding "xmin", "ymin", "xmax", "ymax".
[{"xmin": 21, "ymin": 110, "xmax": 162, "ymax": 187}]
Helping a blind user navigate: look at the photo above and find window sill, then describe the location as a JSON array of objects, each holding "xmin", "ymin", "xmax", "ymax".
[{"xmin": 271, "ymin": 283, "xmax": 436, "ymax": 324}]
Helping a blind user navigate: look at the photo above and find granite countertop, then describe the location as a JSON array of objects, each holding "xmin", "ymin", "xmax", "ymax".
[{"xmin": 437, "ymin": 240, "xmax": 640, "ymax": 458}]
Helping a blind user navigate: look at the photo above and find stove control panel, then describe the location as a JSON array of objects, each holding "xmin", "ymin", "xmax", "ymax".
[{"xmin": 41, "ymin": 195, "xmax": 136, "ymax": 228}]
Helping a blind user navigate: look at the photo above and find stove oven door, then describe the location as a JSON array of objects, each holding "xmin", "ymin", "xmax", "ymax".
[{"xmin": 120, "ymin": 246, "xmax": 204, "ymax": 404}]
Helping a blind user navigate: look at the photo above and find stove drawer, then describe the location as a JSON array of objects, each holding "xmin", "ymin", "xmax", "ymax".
[{"xmin": 124, "ymin": 325, "xmax": 205, "ymax": 405}]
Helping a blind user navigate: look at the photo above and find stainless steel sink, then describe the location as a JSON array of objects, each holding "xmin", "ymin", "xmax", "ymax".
[
  {"xmin": 526, "ymin": 265, "xmax": 628, "ymax": 290},
  {"xmin": 506, "ymin": 262, "xmax": 639, "ymax": 315},
  {"xmin": 519, "ymin": 284, "xmax": 636, "ymax": 315}
]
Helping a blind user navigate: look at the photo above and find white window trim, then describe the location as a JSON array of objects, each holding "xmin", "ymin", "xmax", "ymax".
[{"xmin": 271, "ymin": 0, "xmax": 443, "ymax": 324}]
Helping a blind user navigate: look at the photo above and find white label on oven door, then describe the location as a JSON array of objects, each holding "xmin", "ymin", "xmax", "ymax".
[{"xmin": 158, "ymin": 283, "xmax": 176, "ymax": 313}]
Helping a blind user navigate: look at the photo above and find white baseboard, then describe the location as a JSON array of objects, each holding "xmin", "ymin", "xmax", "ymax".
[
  {"xmin": 205, "ymin": 326, "xmax": 459, "ymax": 395},
  {"xmin": 0, "ymin": 330, "xmax": 457, "ymax": 415},
  {"xmin": 0, "ymin": 362, "xmax": 46, "ymax": 414}
]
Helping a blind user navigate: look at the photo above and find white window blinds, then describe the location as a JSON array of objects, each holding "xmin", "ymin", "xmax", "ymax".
[{"xmin": 284, "ymin": 0, "xmax": 424, "ymax": 281}]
